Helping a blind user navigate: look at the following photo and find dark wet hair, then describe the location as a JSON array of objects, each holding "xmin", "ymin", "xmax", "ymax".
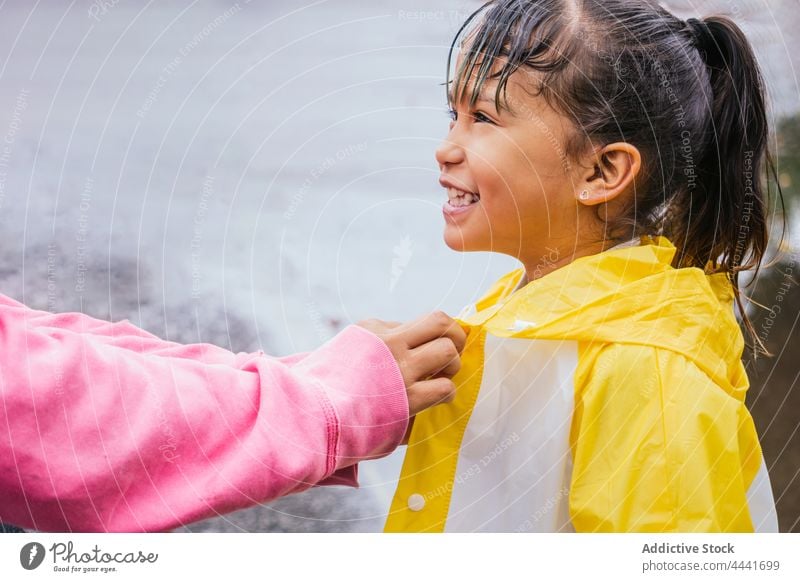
[{"xmin": 447, "ymin": 0, "xmax": 785, "ymax": 356}]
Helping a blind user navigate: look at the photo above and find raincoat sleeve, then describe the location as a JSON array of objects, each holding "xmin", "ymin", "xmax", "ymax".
[
  {"xmin": 568, "ymin": 343, "xmax": 759, "ymax": 532},
  {"xmin": 0, "ymin": 294, "xmax": 408, "ymax": 532}
]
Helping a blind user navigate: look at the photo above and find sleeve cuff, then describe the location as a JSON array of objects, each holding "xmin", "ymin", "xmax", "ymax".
[{"xmin": 294, "ymin": 324, "xmax": 409, "ymax": 482}]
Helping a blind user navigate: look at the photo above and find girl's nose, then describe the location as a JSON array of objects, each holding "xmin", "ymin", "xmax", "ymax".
[{"xmin": 435, "ymin": 129, "xmax": 465, "ymax": 168}]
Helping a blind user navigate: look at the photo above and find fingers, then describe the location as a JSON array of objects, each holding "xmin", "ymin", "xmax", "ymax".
[
  {"xmin": 441, "ymin": 319, "xmax": 468, "ymax": 354},
  {"xmin": 409, "ymin": 337, "xmax": 461, "ymax": 379},
  {"xmin": 406, "ymin": 377, "xmax": 456, "ymax": 416},
  {"xmin": 397, "ymin": 311, "xmax": 467, "ymax": 353},
  {"xmin": 433, "ymin": 356, "xmax": 461, "ymax": 379},
  {"xmin": 354, "ymin": 315, "xmax": 463, "ymax": 418}
]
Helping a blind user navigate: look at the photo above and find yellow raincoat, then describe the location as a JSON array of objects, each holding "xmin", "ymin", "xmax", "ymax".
[{"xmin": 385, "ymin": 236, "xmax": 778, "ymax": 532}]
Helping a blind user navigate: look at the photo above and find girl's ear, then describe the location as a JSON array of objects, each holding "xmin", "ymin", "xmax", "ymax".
[{"xmin": 577, "ymin": 143, "xmax": 642, "ymax": 206}]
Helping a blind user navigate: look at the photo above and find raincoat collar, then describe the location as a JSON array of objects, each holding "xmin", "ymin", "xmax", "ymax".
[{"xmin": 458, "ymin": 235, "xmax": 748, "ymax": 400}]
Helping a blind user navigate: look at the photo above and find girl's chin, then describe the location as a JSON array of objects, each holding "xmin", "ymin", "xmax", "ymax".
[{"xmin": 443, "ymin": 227, "xmax": 485, "ymax": 252}]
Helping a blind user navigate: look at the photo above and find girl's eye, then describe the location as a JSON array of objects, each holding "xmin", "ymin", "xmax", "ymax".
[
  {"xmin": 445, "ymin": 107, "xmax": 495, "ymax": 125},
  {"xmin": 473, "ymin": 111, "xmax": 494, "ymax": 124}
]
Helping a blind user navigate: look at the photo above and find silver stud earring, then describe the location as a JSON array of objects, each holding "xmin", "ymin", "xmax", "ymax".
[{"xmin": 579, "ymin": 190, "xmax": 590, "ymax": 200}]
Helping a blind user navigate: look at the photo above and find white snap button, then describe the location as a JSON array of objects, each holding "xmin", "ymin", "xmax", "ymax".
[{"xmin": 407, "ymin": 493, "xmax": 425, "ymax": 511}]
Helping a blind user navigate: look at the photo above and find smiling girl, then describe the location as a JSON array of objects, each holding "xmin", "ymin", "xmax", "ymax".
[{"xmin": 386, "ymin": 0, "xmax": 783, "ymax": 532}]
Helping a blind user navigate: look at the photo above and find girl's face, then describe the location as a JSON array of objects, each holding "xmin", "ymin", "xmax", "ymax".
[{"xmin": 436, "ymin": 67, "xmax": 586, "ymax": 263}]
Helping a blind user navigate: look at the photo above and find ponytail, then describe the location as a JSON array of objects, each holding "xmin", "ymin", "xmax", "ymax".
[{"xmin": 672, "ymin": 15, "xmax": 785, "ymax": 357}]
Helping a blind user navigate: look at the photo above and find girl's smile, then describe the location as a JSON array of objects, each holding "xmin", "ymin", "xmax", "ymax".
[{"xmin": 441, "ymin": 177, "xmax": 481, "ymax": 217}]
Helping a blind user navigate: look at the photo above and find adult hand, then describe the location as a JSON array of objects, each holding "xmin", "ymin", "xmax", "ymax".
[{"xmin": 357, "ymin": 311, "xmax": 467, "ymax": 416}]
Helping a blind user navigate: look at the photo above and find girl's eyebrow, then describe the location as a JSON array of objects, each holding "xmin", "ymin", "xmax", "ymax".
[
  {"xmin": 447, "ymin": 89, "xmax": 501, "ymax": 108},
  {"xmin": 448, "ymin": 90, "xmax": 518, "ymax": 121}
]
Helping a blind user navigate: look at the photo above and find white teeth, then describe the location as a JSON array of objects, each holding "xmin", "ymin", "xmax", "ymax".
[{"xmin": 446, "ymin": 187, "xmax": 480, "ymax": 207}]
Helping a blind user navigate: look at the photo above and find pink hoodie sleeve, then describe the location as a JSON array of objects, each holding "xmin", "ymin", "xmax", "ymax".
[{"xmin": 0, "ymin": 294, "xmax": 408, "ymax": 532}]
